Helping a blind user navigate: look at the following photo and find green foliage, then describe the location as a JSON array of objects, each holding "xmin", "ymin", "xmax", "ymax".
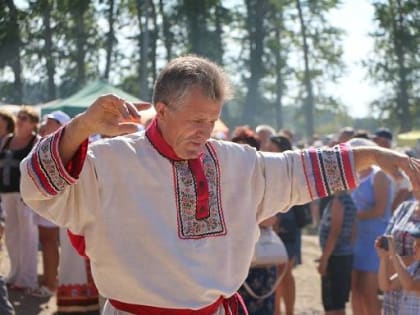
[
  {"xmin": 0, "ymin": 0, "xmax": 398, "ymax": 138},
  {"xmin": 366, "ymin": 0, "xmax": 419, "ymax": 131}
]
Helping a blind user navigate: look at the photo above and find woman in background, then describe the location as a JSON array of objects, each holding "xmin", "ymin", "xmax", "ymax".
[
  {"xmin": 380, "ymin": 189, "xmax": 420, "ymax": 314},
  {"xmin": 0, "ymin": 106, "xmax": 39, "ymax": 291},
  {"xmin": 267, "ymin": 135, "xmax": 299, "ymax": 315},
  {"xmin": 349, "ymin": 138, "xmax": 393, "ymax": 315},
  {"xmin": 231, "ymin": 126, "xmax": 278, "ymax": 315}
]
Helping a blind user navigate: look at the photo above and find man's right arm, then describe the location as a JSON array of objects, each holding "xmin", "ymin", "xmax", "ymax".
[
  {"xmin": 20, "ymin": 94, "xmax": 144, "ymax": 231},
  {"xmin": 59, "ymin": 114, "xmax": 93, "ymax": 166}
]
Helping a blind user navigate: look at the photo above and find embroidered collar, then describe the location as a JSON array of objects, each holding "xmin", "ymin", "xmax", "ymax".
[
  {"xmin": 145, "ymin": 118, "xmax": 183, "ymax": 161},
  {"xmin": 146, "ymin": 118, "xmax": 210, "ymax": 220}
]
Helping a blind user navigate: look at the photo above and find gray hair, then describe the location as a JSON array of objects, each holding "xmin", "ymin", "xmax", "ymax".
[
  {"xmin": 347, "ymin": 137, "xmax": 377, "ymax": 147},
  {"xmin": 152, "ymin": 55, "xmax": 233, "ymax": 109},
  {"xmin": 255, "ymin": 124, "xmax": 276, "ymax": 136}
]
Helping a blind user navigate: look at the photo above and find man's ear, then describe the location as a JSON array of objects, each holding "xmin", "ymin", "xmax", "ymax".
[{"xmin": 155, "ymin": 101, "xmax": 167, "ymax": 119}]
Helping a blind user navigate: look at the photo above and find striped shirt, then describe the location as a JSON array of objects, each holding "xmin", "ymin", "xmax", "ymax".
[{"xmin": 319, "ymin": 192, "xmax": 357, "ymax": 256}]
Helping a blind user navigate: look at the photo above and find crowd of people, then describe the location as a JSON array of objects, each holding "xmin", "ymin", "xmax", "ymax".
[
  {"xmin": 0, "ymin": 108, "xmax": 100, "ymax": 314},
  {"xmin": 0, "ymin": 55, "xmax": 420, "ymax": 315}
]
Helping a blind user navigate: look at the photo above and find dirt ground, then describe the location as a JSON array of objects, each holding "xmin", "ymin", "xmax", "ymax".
[{"xmin": 0, "ymin": 234, "xmax": 353, "ymax": 315}]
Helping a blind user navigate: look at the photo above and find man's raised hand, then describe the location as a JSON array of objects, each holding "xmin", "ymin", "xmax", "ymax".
[{"xmin": 82, "ymin": 94, "xmax": 151, "ymax": 137}]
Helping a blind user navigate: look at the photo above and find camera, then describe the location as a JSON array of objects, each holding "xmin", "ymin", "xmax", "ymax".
[{"xmin": 379, "ymin": 236, "xmax": 389, "ymax": 251}]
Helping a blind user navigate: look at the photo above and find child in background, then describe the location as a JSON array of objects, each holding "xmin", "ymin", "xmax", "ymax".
[{"xmin": 376, "ymin": 230, "xmax": 420, "ymax": 314}]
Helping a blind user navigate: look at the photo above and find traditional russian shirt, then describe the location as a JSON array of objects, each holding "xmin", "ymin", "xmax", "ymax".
[{"xmin": 20, "ymin": 120, "xmax": 357, "ymax": 313}]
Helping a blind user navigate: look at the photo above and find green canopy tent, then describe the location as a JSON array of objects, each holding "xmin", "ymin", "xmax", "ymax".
[{"xmin": 40, "ymin": 80, "xmax": 155, "ymax": 121}]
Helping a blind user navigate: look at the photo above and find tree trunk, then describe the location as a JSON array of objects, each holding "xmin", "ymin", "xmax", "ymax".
[
  {"xmin": 137, "ymin": 0, "xmax": 150, "ymax": 100},
  {"xmin": 274, "ymin": 21, "xmax": 283, "ymax": 130},
  {"xmin": 41, "ymin": 0, "xmax": 56, "ymax": 100},
  {"xmin": 243, "ymin": 0, "xmax": 266, "ymax": 124},
  {"xmin": 158, "ymin": 0, "xmax": 173, "ymax": 62},
  {"xmin": 213, "ymin": 3, "xmax": 224, "ymax": 65},
  {"xmin": 391, "ymin": 0, "xmax": 411, "ymax": 132},
  {"xmin": 104, "ymin": 0, "xmax": 115, "ymax": 81},
  {"xmin": 150, "ymin": 0, "xmax": 157, "ymax": 87},
  {"xmin": 74, "ymin": 3, "xmax": 87, "ymax": 88},
  {"xmin": 5, "ymin": 0, "xmax": 23, "ymax": 103},
  {"xmin": 296, "ymin": 0, "xmax": 315, "ymax": 140}
]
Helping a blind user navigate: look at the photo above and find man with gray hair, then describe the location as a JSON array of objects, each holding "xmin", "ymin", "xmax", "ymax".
[
  {"xmin": 20, "ymin": 55, "xmax": 420, "ymax": 315},
  {"xmin": 255, "ymin": 124, "xmax": 276, "ymax": 151}
]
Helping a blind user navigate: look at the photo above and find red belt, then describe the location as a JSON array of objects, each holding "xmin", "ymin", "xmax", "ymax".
[{"xmin": 109, "ymin": 293, "xmax": 248, "ymax": 315}]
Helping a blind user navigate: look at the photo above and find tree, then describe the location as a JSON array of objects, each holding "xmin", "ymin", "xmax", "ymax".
[
  {"xmin": 265, "ymin": 0, "xmax": 290, "ymax": 130},
  {"xmin": 0, "ymin": 0, "xmax": 24, "ymax": 103},
  {"xmin": 56, "ymin": 0, "xmax": 100, "ymax": 96},
  {"xmin": 103, "ymin": 0, "xmax": 116, "ymax": 80},
  {"xmin": 296, "ymin": 0, "xmax": 315, "ymax": 139},
  {"xmin": 294, "ymin": 0, "xmax": 344, "ymax": 139},
  {"xmin": 242, "ymin": 0, "xmax": 270, "ymax": 125},
  {"xmin": 367, "ymin": 0, "xmax": 419, "ymax": 132},
  {"xmin": 24, "ymin": 0, "xmax": 57, "ymax": 100},
  {"xmin": 179, "ymin": 0, "xmax": 227, "ymax": 63}
]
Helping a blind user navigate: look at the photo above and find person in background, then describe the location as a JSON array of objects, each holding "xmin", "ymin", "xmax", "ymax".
[
  {"xmin": 267, "ymin": 135, "xmax": 299, "ymax": 315},
  {"xmin": 0, "ymin": 110, "xmax": 16, "ymax": 142},
  {"xmin": 18, "ymin": 55, "xmax": 420, "ymax": 315},
  {"xmin": 38, "ymin": 110, "xmax": 99, "ymax": 312},
  {"xmin": 31, "ymin": 111, "xmax": 71, "ymax": 298},
  {"xmin": 372, "ymin": 128, "xmax": 412, "ymax": 211},
  {"xmin": 255, "ymin": 124, "xmax": 276, "ymax": 151},
  {"xmin": 317, "ymin": 126, "xmax": 356, "ymax": 221},
  {"xmin": 278, "ymin": 129, "xmax": 307, "ymax": 268},
  {"xmin": 376, "ymin": 230, "xmax": 420, "ymax": 314},
  {"xmin": 349, "ymin": 138, "xmax": 394, "ymax": 315},
  {"xmin": 232, "ymin": 127, "xmax": 278, "ymax": 315},
  {"xmin": 372, "ymin": 128, "xmax": 393, "ymax": 149},
  {"xmin": 0, "ymin": 109, "xmax": 15, "ymax": 314},
  {"xmin": 353, "ymin": 129, "xmax": 371, "ymax": 139},
  {"xmin": 379, "ymin": 189, "xmax": 420, "ymax": 315},
  {"xmin": 0, "ymin": 219, "xmax": 14, "ymax": 313},
  {"xmin": 0, "ymin": 106, "xmax": 40, "ymax": 292},
  {"xmin": 337, "ymin": 127, "xmax": 355, "ymax": 144},
  {"xmin": 317, "ymin": 190, "xmax": 356, "ymax": 315}
]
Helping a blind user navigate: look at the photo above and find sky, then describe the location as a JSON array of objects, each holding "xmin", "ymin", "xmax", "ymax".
[{"xmin": 327, "ymin": 0, "xmax": 380, "ymax": 118}]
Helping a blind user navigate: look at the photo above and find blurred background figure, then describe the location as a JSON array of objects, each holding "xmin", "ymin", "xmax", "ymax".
[
  {"xmin": 317, "ymin": 190, "xmax": 356, "ymax": 315},
  {"xmin": 337, "ymin": 127, "xmax": 355, "ymax": 144},
  {"xmin": 31, "ymin": 111, "xmax": 71, "ymax": 298},
  {"xmin": 372, "ymin": 128, "xmax": 412, "ymax": 212},
  {"xmin": 38, "ymin": 110, "xmax": 100, "ymax": 313},
  {"xmin": 266, "ymin": 135, "xmax": 299, "ymax": 315},
  {"xmin": 0, "ymin": 108, "xmax": 15, "ymax": 314},
  {"xmin": 231, "ymin": 126, "xmax": 278, "ymax": 315},
  {"xmin": 255, "ymin": 124, "xmax": 276, "ymax": 151},
  {"xmin": 376, "ymin": 230, "xmax": 420, "ymax": 314},
  {"xmin": 0, "ymin": 110, "xmax": 16, "ymax": 143},
  {"xmin": 0, "ymin": 106, "xmax": 40, "ymax": 291},
  {"xmin": 372, "ymin": 128, "xmax": 393, "ymax": 149},
  {"xmin": 379, "ymin": 188, "xmax": 420, "ymax": 315},
  {"xmin": 348, "ymin": 138, "xmax": 393, "ymax": 315}
]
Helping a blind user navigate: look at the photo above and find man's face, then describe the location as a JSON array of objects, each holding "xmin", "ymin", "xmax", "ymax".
[
  {"xmin": 156, "ymin": 88, "xmax": 222, "ymax": 160},
  {"xmin": 373, "ymin": 136, "xmax": 391, "ymax": 149},
  {"xmin": 257, "ymin": 130, "xmax": 273, "ymax": 151},
  {"xmin": 338, "ymin": 132, "xmax": 353, "ymax": 143},
  {"xmin": 266, "ymin": 141, "xmax": 281, "ymax": 153},
  {"xmin": 40, "ymin": 118, "xmax": 61, "ymax": 137}
]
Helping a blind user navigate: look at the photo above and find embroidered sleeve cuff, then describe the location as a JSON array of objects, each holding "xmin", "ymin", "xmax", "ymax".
[
  {"xmin": 27, "ymin": 126, "xmax": 88, "ymax": 196},
  {"xmin": 301, "ymin": 143, "xmax": 358, "ymax": 199}
]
